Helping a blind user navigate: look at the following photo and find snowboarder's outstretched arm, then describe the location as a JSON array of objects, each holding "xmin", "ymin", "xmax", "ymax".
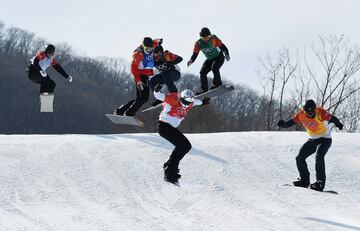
[
  {"xmin": 277, "ymin": 119, "xmax": 296, "ymax": 128},
  {"xmin": 328, "ymin": 115, "xmax": 344, "ymax": 130},
  {"xmin": 52, "ymin": 63, "xmax": 70, "ymax": 79},
  {"xmin": 187, "ymin": 43, "xmax": 200, "ymax": 66}
]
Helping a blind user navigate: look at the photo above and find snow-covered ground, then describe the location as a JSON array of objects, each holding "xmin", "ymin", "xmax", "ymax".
[{"xmin": 0, "ymin": 132, "xmax": 359, "ymax": 231}]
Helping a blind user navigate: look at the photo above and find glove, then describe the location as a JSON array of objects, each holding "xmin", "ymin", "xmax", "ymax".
[
  {"xmin": 40, "ymin": 70, "xmax": 47, "ymax": 77},
  {"xmin": 225, "ymin": 54, "xmax": 230, "ymax": 61},
  {"xmin": 336, "ymin": 122, "xmax": 343, "ymax": 130},
  {"xmin": 153, "ymin": 67, "xmax": 160, "ymax": 75},
  {"xmin": 202, "ymin": 97, "xmax": 210, "ymax": 105},
  {"xmin": 136, "ymin": 81, "xmax": 145, "ymax": 91},
  {"xmin": 277, "ymin": 120, "xmax": 285, "ymax": 128},
  {"xmin": 68, "ymin": 76, "xmax": 73, "ymax": 83},
  {"xmin": 187, "ymin": 60, "xmax": 193, "ymax": 67},
  {"xmin": 154, "ymin": 83, "xmax": 163, "ymax": 92},
  {"xmin": 158, "ymin": 38, "xmax": 163, "ymax": 45}
]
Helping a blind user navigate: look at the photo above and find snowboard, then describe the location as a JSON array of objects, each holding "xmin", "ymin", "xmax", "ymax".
[
  {"xmin": 105, "ymin": 114, "xmax": 144, "ymax": 127},
  {"xmin": 40, "ymin": 92, "xmax": 54, "ymax": 112},
  {"xmin": 283, "ymin": 184, "xmax": 338, "ymax": 194},
  {"xmin": 142, "ymin": 85, "xmax": 234, "ymax": 112}
]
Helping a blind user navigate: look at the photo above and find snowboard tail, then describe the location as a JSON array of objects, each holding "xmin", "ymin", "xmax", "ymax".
[
  {"xmin": 105, "ymin": 114, "xmax": 144, "ymax": 127},
  {"xmin": 40, "ymin": 93, "xmax": 54, "ymax": 112}
]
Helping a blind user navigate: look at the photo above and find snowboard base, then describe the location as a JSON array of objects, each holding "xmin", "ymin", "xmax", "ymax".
[
  {"xmin": 105, "ymin": 114, "xmax": 144, "ymax": 127},
  {"xmin": 40, "ymin": 93, "xmax": 54, "ymax": 112}
]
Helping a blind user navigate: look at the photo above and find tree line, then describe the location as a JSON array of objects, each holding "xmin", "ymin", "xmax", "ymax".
[{"xmin": 0, "ymin": 21, "xmax": 359, "ymax": 133}]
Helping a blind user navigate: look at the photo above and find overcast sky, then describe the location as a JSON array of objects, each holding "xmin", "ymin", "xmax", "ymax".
[{"xmin": 1, "ymin": 0, "xmax": 360, "ymax": 90}]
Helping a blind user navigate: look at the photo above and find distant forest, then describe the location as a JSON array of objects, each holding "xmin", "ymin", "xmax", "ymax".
[{"xmin": 5, "ymin": 21, "xmax": 357, "ymax": 134}]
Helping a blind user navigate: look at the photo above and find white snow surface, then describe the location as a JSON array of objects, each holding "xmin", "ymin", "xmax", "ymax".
[{"xmin": 0, "ymin": 132, "xmax": 359, "ymax": 231}]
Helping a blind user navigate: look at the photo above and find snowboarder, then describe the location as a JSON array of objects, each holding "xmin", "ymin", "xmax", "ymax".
[
  {"xmin": 114, "ymin": 37, "xmax": 161, "ymax": 116},
  {"xmin": 149, "ymin": 44, "xmax": 183, "ymax": 106},
  {"xmin": 187, "ymin": 27, "xmax": 230, "ymax": 95},
  {"xmin": 26, "ymin": 44, "xmax": 73, "ymax": 94},
  {"xmin": 277, "ymin": 99, "xmax": 343, "ymax": 191},
  {"xmin": 153, "ymin": 84, "xmax": 210, "ymax": 185}
]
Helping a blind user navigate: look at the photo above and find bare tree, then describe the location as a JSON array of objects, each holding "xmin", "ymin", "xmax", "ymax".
[
  {"xmin": 258, "ymin": 48, "xmax": 298, "ymax": 130},
  {"xmin": 277, "ymin": 48, "xmax": 298, "ymax": 119},
  {"xmin": 258, "ymin": 53, "xmax": 281, "ymax": 130},
  {"xmin": 306, "ymin": 34, "xmax": 360, "ymax": 115}
]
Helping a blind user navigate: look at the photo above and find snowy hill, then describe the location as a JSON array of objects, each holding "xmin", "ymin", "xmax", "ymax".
[{"xmin": 0, "ymin": 132, "xmax": 359, "ymax": 231}]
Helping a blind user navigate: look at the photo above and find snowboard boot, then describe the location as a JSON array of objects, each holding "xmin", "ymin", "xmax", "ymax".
[
  {"xmin": 151, "ymin": 99, "xmax": 163, "ymax": 107},
  {"xmin": 114, "ymin": 100, "xmax": 135, "ymax": 116},
  {"xmin": 310, "ymin": 180, "xmax": 325, "ymax": 191},
  {"xmin": 124, "ymin": 111, "xmax": 136, "ymax": 116},
  {"xmin": 163, "ymin": 162, "xmax": 181, "ymax": 185},
  {"xmin": 293, "ymin": 178, "xmax": 310, "ymax": 188},
  {"xmin": 210, "ymin": 84, "xmax": 222, "ymax": 90},
  {"xmin": 195, "ymin": 88, "xmax": 208, "ymax": 96},
  {"xmin": 114, "ymin": 106, "xmax": 126, "ymax": 116}
]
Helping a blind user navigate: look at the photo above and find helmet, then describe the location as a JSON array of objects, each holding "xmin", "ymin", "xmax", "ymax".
[
  {"xmin": 154, "ymin": 45, "xmax": 164, "ymax": 53},
  {"xmin": 142, "ymin": 37, "xmax": 154, "ymax": 48},
  {"xmin": 199, "ymin": 27, "xmax": 211, "ymax": 37},
  {"xmin": 180, "ymin": 89, "xmax": 194, "ymax": 106},
  {"xmin": 45, "ymin": 44, "xmax": 55, "ymax": 54},
  {"xmin": 303, "ymin": 99, "xmax": 316, "ymax": 115}
]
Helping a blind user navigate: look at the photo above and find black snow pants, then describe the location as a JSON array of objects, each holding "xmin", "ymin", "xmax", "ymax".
[
  {"xmin": 26, "ymin": 64, "xmax": 56, "ymax": 93},
  {"xmin": 199, "ymin": 53, "xmax": 225, "ymax": 91},
  {"xmin": 123, "ymin": 75, "xmax": 150, "ymax": 116},
  {"xmin": 149, "ymin": 69, "xmax": 180, "ymax": 93},
  {"xmin": 296, "ymin": 138, "xmax": 332, "ymax": 182},
  {"xmin": 158, "ymin": 121, "xmax": 192, "ymax": 170}
]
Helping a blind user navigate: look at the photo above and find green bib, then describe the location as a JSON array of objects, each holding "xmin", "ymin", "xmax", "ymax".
[{"xmin": 196, "ymin": 35, "xmax": 221, "ymax": 59}]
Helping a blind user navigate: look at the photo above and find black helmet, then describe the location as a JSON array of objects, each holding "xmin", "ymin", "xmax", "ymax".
[
  {"xmin": 142, "ymin": 37, "xmax": 153, "ymax": 48},
  {"xmin": 303, "ymin": 99, "xmax": 316, "ymax": 113},
  {"xmin": 154, "ymin": 45, "xmax": 164, "ymax": 53},
  {"xmin": 45, "ymin": 44, "xmax": 55, "ymax": 54},
  {"xmin": 199, "ymin": 27, "xmax": 211, "ymax": 37}
]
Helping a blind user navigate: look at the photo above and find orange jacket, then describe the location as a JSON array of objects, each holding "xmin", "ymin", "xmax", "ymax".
[{"xmin": 293, "ymin": 107, "xmax": 332, "ymax": 137}]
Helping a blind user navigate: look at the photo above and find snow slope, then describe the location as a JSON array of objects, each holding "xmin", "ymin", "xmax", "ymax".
[{"xmin": 0, "ymin": 132, "xmax": 359, "ymax": 231}]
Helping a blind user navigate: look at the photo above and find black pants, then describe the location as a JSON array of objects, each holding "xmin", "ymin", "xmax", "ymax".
[
  {"xmin": 27, "ymin": 65, "xmax": 56, "ymax": 93},
  {"xmin": 200, "ymin": 53, "xmax": 225, "ymax": 91},
  {"xmin": 149, "ymin": 69, "xmax": 180, "ymax": 93},
  {"xmin": 123, "ymin": 75, "xmax": 150, "ymax": 115},
  {"xmin": 296, "ymin": 138, "xmax": 332, "ymax": 182},
  {"xmin": 158, "ymin": 121, "xmax": 192, "ymax": 170}
]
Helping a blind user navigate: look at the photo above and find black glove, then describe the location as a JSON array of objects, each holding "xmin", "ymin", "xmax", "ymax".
[
  {"xmin": 277, "ymin": 120, "xmax": 285, "ymax": 128},
  {"xmin": 154, "ymin": 83, "xmax": 163, "ymax": 92},
  {"xmin": 202, "ymin": 97, "xmax": 210, "ymax": 105},
  {"xmin": 336, "ymin": 122, "xmax": 344, "ymax": 130},
  {"xmin": 136, "ymin": 81, "xmax": 145, "ymax": 91}
]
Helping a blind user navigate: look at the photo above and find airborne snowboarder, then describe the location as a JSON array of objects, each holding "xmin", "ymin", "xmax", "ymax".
[
  {"xmin": 114, "ymin": 37, "xmax": 161, "ymax": 116},
  {"xmin": 187, "ymin": 27, "xmax": 230, "ymax": 95},
  {"xmin": 277, "ymin": 99, "xmax": 343, "ymax": 191},
  {"xmin": 149, "ymin": 44, "xmax": 183, "ymax": 106},
  {"xmin": 26, "ymin": 44, "xmax": 73, "ymax": 94}
]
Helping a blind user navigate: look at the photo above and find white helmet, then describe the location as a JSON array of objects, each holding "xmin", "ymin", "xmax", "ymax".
[{"xmin": 180, "ymin": 89, "xmax": 194, "ymax": 105}]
